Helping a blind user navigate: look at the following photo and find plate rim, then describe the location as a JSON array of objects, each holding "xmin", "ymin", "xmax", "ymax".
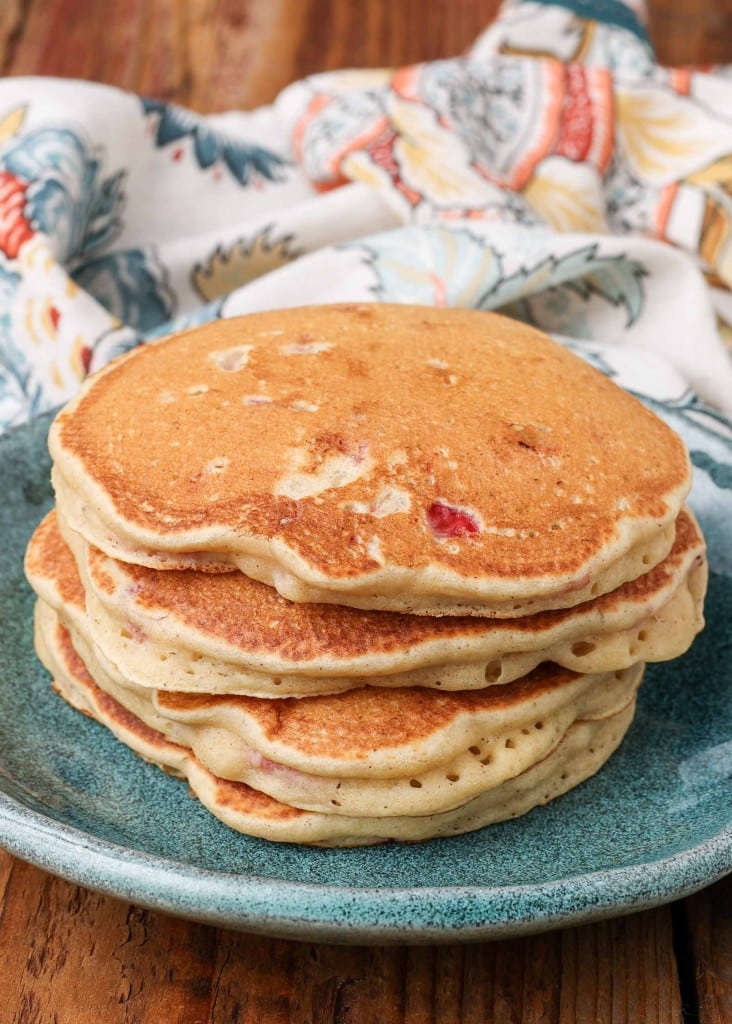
[
  {"xmin": 1, "ymin": 411, "xmax": 731, "ymax": 944},
  {"xmin": 0, "ymin": 783, "xmax": 729, "ymax": 943}
]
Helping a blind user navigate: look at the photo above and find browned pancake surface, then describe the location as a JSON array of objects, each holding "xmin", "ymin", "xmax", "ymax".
[
  {"xmin": 25, "ymin": 512, "xmax": 85, "ymax": 611},
  {"xmin": 154, "ymin": 663, "xmax": 587, "ymax": 761},
  {"xmin": 86, "ymin": 510, "xmax": 701, "ymax": 661},
  {"xmin": 50, "ymin": 620, "xmax": 305, "ymax": 823},
  {"xmin": 52, "ymin": 305, "xmax": 690, "ymax": 587}
]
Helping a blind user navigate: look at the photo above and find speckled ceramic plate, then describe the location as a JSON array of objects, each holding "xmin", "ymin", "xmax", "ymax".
[{"xmin": 0, "ymin": 412, "xmax": 730, "ymax": 944}]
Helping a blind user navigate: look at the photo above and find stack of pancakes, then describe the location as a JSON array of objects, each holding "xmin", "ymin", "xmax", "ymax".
[{"xmin": 25, "ymin": 304, "xmax": 707, "ymax": 846}]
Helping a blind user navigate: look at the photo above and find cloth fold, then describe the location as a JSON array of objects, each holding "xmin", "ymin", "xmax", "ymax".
[{"xmin": 0, "ymin": 0, "xmax": 730, "ymax": 571}]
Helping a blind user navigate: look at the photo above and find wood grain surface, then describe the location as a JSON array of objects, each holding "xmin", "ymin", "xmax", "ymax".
[
  {"xmin": 2, "ymin": 852, "xmax": 729, "ymax": 1022},
  {"xmin": 0, "ymin": 853, "xmax": 709, "ymax": 1023},
  {"xmin": 1, "ymin": 0, "xmax": 730, "ymax": 112},
  {"xmin": 0, "ymin": 2, "xmax": 730, "ymax": 1022}
]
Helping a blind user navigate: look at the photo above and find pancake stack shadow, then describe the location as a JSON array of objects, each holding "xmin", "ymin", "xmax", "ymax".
[{"xmin": 25, "ymin": 305, "xmax": 707, "ymax": 846}]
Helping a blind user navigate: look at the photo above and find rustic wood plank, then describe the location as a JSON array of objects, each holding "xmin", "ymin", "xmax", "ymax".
[
  {"xmin": 2, "ymin": 0, "xmax": 503, "ymax": 112},
  {"xmin": 686, "ymin": 875, "xmax": 732, "ymax": 1024},
  {"xmin": 205, "ymin": 932, "xmax": 295, "ymax": 1024},
  {"xmin": 0, "ymin": 848, "xmax": 14, "ymax": 903},
  {"xmin": 210, "ymin": 937, "xmax": 457, "ymax": 1024},
  {"xmin": 3, "ymin": 0, "xmax": 731, "ymax": 119},
  {"xmin": 0, "ymin": 858, "xmax": 219, "ymax": 1023},
  {"xmin": 648, "ymin": 0, "xmax": 732, "ymax": 66},
  {"xmin": 4, "ymin": 0, "xmax": 731, "ymax": 116},
  {"xmin": 3, "ymin": 0, "xmax": 188, "ymax": 102},
  {"xmin": 206, "ymin": 934, "xmax": 410, "ymax": 1024},
  {"xmin": 0, "ymin": 0, "xmax": 25, "ymax": 74},
  {"xmin": 197, "ymin": 911, "xmax": 679, "ymax": 1024},
  {"xmin": 0, "ymin": 848, "xmax": 723, "ymax": 1023},
  {"xmin": 182, "ymin": 0, "xmax": 504, "ymax": 111},
  {"xmin": 558, "ymin": 910, "xmax": 682, "ymax": 1023}
]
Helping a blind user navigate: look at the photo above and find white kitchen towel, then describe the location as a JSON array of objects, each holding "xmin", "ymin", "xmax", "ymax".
[{"xmin": 0, "ymin": 0, "xmax": 730, "ymax": 569}]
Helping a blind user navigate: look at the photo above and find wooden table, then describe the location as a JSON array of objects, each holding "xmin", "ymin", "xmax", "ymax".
[{"xmin": 0, "ymin": 2, "xmax": 730, "ymax": 1021}]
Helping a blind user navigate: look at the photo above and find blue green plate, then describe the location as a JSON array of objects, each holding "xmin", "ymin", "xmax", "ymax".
[{"xmin": 0, "ymin": 412, "xmax": 730, "ymax": 944}]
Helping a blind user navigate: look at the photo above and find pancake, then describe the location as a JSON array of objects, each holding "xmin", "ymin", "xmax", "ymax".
[
  {"xmin": 49, "ymin": 304, "xmax": 692, "ymax": 617},
  {"xmin": 35, "ymin": 608, "xmax": 638, "ymax": 846},
  {"xmin": 28, "ymin": 510, "xmax": 705, "ymax": 696},
  {"xmin": 34, "ymin": 598, "xmax": 644, "ymax": 817}
]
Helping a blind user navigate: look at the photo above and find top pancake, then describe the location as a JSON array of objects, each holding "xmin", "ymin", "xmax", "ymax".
[{"xmin": 50, "ymin": 304, "xmax": 692, "ymax": 616}]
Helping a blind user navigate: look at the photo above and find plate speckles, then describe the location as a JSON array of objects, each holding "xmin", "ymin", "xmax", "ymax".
[{"xmin": 1, "ymin": 413, "xmax": 730, "ymax": 942}]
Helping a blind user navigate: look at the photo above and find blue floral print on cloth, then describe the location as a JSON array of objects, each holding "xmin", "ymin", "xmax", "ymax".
[{"xmin": 0, "ymin": 0, "xmax": 730, "ymax": 573}]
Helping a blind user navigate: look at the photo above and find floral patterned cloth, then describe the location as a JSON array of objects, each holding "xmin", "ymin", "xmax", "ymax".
[{"xmin": 0, "ymin": 0, "xmax": 730, "ymax": 571}]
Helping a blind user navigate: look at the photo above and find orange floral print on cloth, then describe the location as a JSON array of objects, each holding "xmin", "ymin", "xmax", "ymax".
[
  {"xmin": 283, "ymin": 2, "xmax": 732, "ymax": 290},
  {"xmin": 0, "ymin": 0, "xmax": 731, "ymax": 571},
  {"xmin": 0, "ymin": 170, "xmax": 35, "ymax": 258},
  {"xmin": 290, "ymin": 57, "xmax": 616, "ymax": 225}
]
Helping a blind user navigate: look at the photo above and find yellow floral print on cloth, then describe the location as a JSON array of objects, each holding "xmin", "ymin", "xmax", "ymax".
[{"xmin": 0, "ymin": 0, "xmax": 731, "ymax": 572}]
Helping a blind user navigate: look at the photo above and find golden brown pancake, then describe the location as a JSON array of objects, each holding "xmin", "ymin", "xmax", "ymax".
[
  {"xmin": 27, "ymin": 509, "xmax": 705, "ymax": 696},
  {"xmin": 35, "ymin": 609, "xmax": 638, "ymax": 846},
  {"xmin": 27, "ymin": 508, "xmax": 646, "ymax": 820},
  {"xmin": 35, "ymin": 596, "xmax": 644, "ymax": 817},
  {"xmin": 49, "ymin": 304, "xmax": 692, "ymax": 616}
]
